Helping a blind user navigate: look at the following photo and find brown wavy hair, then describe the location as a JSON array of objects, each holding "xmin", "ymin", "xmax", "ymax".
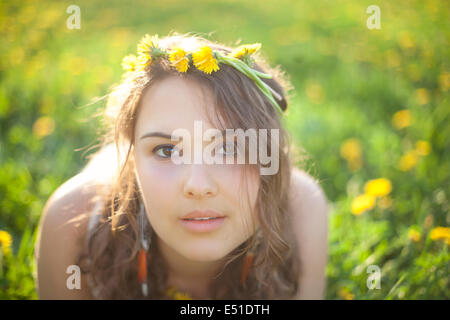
[{"xmin": 77, "ymin": 32, "xmax": 301, "ymax": 299}]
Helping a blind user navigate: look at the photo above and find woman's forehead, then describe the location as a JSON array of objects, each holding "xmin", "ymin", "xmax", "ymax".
[{"xmin": 136, "ymin": 76, "xmax": 223, "ymax": 135}]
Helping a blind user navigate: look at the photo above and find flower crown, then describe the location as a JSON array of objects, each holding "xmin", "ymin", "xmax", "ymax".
[{"xmin": 121, "ymin": 34, "xmax": 284, "ymax": 114}]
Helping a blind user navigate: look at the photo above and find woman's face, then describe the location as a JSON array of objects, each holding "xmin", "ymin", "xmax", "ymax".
[{"xmin": 134, "ymin": 76, "xmax": 260, "ymax": 263}]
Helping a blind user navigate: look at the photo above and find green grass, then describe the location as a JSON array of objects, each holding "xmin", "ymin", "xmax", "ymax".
[{"xmin": 0, "ymin": 0, "xmax": 448, "ymax": 299}]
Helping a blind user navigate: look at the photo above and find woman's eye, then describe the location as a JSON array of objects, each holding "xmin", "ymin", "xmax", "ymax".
[
  {"xmin": 216, "ymin": 142, "xmax": 237, "ymax": 156},
  {"xmin": 152, "ymin": 144, "xmax": 181, "ymax": 159}
]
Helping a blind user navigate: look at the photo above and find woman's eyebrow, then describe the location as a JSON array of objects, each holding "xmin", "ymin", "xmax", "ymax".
[
  {"xmin": 139, "ymin": 129, "xmax": 232, "ymax": 141},
  {"xmin": 139, "ymin": 132, "xmax": 174, "ymax": 140}
]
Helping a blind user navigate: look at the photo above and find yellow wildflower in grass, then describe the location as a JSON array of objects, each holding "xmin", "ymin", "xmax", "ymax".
[
  {"xmin": 63, "ymin": 56, "xmax": 88, "ymax": 76},
  {"xmin": 340, "ymin": 138, "xmax": 361, "ymax": 160},
  {"xmin": 429, "ymin": 227, "xmax": 450, "ymax": 245},
  {"xmin": 364, "ymin": 178, "xmax": 392, "ymax": 197},
  {"xmin": 415, "ymin": 88, "xmax": 429, "ymax": 105},
  {"xmin": 351, "ymin": 194, "xmax": 376, "ymax": 215},
  {"xmin": 229, "ymin": 43, "xmax": 261, "ymax": 59},
  {"xmin": 408, "ymin": 228, "xmax": 421, "ymax": 242},
  {"xmin": 305, "ymin": 80, "xmax": 325, "ymax": 104},
  {"xmin": 438, "ymin": 72, "xmax": 449, "ymax": 91},
  {"xmin": 415, "ymin": 140, "xmax": 431, "ymax": 156},
  {"xmin": 192, "ymin": 46, "xmax": 220, "ymax": 74},
  {"xmin": 0, "ymin": 230, "xmax": 12, "ymax": 255},
  {"xmin": 33, "ymin": 116, "xmax": 55, "ymax": 138},
  {"xmin": 121, "ymin": 54, "xmax": 138, "ymax": 72},
  {"xmin": 392, "ymin": 109, "xmax": 412, "ymax": 129},
  {"xmin": 340, "ymin": 138, "xmax": 362, "ymax": 171},
  {"xmin": 338, "ymin": 288, "xmax": 354, "ymax": 300},
  {"xmin": 169, "ymin": 47, "xmax": 190, "ymax": 73},
  {"xmin": 398, "ymin": 31, "xmax": 415, "ymax": 49},
  {"xmin": 399, "ymin": 150, "xmax": 419, "ymax": 171}
]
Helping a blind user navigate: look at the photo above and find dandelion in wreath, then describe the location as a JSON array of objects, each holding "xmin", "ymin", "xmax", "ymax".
[{"xmin": 120, "ymin": 33, "xmax": 284, "ymax": 114}]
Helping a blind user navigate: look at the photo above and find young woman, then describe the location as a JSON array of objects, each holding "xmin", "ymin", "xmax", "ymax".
[{"xmin": 34, "ymin": 33, "xmax": 329, "ymax": 300}]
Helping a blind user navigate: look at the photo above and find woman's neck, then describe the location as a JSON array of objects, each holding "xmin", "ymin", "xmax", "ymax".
[{"xmin": 156, "ymin": 236, "xmax": 224, "ymax": 299}]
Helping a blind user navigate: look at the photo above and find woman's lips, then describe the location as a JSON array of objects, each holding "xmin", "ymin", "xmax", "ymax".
[
  {"xmin": 181, "ymin": 210, "xmax": 225, "ymax": 220},
  {"xmin": 179, "ymin": 217, "xmax": 226, "ymax": 233}
]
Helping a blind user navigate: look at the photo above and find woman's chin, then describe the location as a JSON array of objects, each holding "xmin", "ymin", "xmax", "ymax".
[{"xmin": 180, "ymin": 246, "xmax": 229, "ymax": 262}]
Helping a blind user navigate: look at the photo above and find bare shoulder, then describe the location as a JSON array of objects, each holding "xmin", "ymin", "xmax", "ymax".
[
  {"xmin": 288, "ymin": 167, "xmax": 329, "ymax": 299},
  {"xmin": 35, "ymin": 172, "xmax": 101, "ymax": 299},
  {"xmin": 288, "ymin": 167, "xmax": 329, "ymax": 254},
  {"xmin": 290, "ymin": 168, "xmax": 328, "ymax": 209}
]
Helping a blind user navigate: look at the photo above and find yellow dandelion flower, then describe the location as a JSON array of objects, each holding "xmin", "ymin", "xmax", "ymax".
[
  {"xmin": 229, "ymin": 43, "xmax": 261, "ymax": 59},
  {"xmin": 340, "ymin": 138, "xmax": 362, "ymax": 171},
  {"xmin": 137, "ymin": 34, "xmax": 160, "ymax": 55},
  {"xmin": 169, "ymin": 47, "xmax": 190, "ymax": 73},
  {"xmin": 429, "ymin": 227, "xmax": 450, "ymax": 244},
  {"xmin": 137, "ymin": 53, "xmax": 152, "ymax": 70},
  {"xmin": 408, "ymin": 229, "xmax": 421, "ymax": 242},
  {"xmin": 340, "ymin": 138, "xmax": 362, "ymax": 161},
  {"xmin": 121, "ymin": 54, "xmax": 138, "ymax": 72},
  {"xmin": 392, "ymin": 110, "xmax": 412, "ymax": 129},
  {"xmin": 364, "ymin": 178, "xmax": 392, "ymax": 197},
  {"xmin": 338, "ymin": 288, "xmax": 354, "ymax": 300},
  {"xmin": 192, "ymin": 46, "xmax": 219, "ymax": 74},
  {"xmin": 438, "ymin": 72, "xmax": 449, "ymax": 91},
  {"xmin": 33, "ymin": 116, "xmax": 55, "ymax": 138},
  {"xmin": 415, "ymin": 88, "xmax": 429, "ymax": 105},
  {"xmin": 305, "ymin": 80, "xmax": 324, "ymax": 104},
  {"xmin": 415, "ymin": 140, "xmax": 431, "ymax": 156},
  {"xmin": 0, "ymin": 230, "xmax": 12, "ymax": 255},
  {"xmin": 399, "ymin": 150, "xmax": 418, "ymax": 171},
  {"xmin": 398, "ymin": 31, "xmax": 415, "ymax": 49},
  {"xmin": 351, "ymin": 194, "xmax": 376, "ymax": 215}
]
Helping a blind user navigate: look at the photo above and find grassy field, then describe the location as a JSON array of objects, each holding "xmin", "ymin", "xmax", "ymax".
[{"xmin": 0, "ymin": 0, "xmax": 448, "ymax": 299}]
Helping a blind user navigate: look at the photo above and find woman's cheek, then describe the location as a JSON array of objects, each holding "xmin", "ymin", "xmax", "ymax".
[
  {"xmin": 136, "ymin": 158, "xmax": 181, "ymax": 205},
  {"xmin": 147, "ymin": 160, "xmax": 181, "ymax": 181},
  {"xmin": 211, "ymin": 162, "xmax": 243, "ymax": 187},
  {"xmin": 217, "ymin": 164, "xmax": 259, "ymax": 199},
  {"xmin": 217, "ymin": 164, "xmax": 259, "ymax": 220}
]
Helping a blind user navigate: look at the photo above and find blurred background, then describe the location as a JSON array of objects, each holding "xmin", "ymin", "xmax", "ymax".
[{"xmin": 0, "ymin": 0, "xmax": 448, "ymax": 299}]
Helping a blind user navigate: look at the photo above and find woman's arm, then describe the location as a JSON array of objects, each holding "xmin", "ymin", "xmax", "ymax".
[
  {"xmin": 288, "ymin": 168, "xmax": 329, "ymax": 299},
  {"xmin": 35, "ymin": 173, "xmax": 97, "ymax": 299}
]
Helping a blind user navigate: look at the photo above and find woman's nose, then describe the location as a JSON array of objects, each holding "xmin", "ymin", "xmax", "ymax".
[{"xmin": 183, "ymin": 164, "xmax": 218, "ymax": 199}]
